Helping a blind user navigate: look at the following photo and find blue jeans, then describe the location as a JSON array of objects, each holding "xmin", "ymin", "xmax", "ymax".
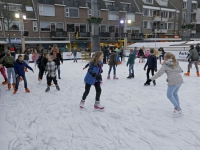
[
  {"xmin": 7, "ymin": 68, "xmax": 16, "ymax": 84},
  {"xmin": 129, "ymin": 64, "xmax": 134, "ymax": 75},
  {"xmin": 167, "ymin": 84, "xmax": 181, "ymax": 108},
  {"xmin": 74, "ymin": 55, "xmax": 77, "ymax": 60},
  {"xmin": 108, "ymin": 65, "xmax": 116, "ymax": 76},
  {"xmin": 16, "ymin": 75, "xmax": 27, "ymax": 90},
  {"xmin": 57, "ymin": 65, "xmax": 60, "ymax": 78}
]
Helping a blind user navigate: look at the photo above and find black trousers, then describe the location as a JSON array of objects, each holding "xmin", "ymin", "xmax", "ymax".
[
  {"xmin": 47, "ymin": 76, "xmax": 58, "ymax": 86},
  {"xmin": 103, "ymin": 55, "xmax": 107, "ymax": 63},
  {"xmin": 147, "ymin": 68, "xmax": 156, "ymax": 83},
  {"xmin": 82, "ymin": 82, "xmax": 101, "ymax": 101},
  {"xmin": 39, "ymin": 68, "xmax": 45, "ymax": 80}
]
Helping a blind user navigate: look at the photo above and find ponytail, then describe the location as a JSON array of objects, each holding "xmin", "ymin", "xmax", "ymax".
[{"xmin": 170, "ymin": 54, "xmax": 178, "ymax": 69}]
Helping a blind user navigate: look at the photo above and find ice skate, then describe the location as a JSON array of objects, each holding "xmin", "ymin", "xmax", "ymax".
[
  {"xmin": 79, "ymin": 100, "xmax": 85, "ymax": 109},
  {"xmin": 94, "ymin": 101, "xmax": 104, "ymax": 110},
  {"xmin": 184, "ymin": 72, "xmax": 190, "ymax": 76},
  {"xmin": 131, "ymin": 73, "xmax": 134, "ymax": 78},
  {"xmin": 107, "ymin": 75, "xmax": 110, "ymax": 80},
  {"xmin": 8, "ymin": 84, "xmax": 11, "ymax": 90},
  {"xmin": 13, "ymin": 89, "xmax": 17, "ymax": 94},
  {"xmin": 12, "ymin": 83, "xmax": 16, "ymax": 89},
  {"xmin": 56, "ymin": 85, "xmax": 60, "ymax": 91},
  {"xmin": 45, "ymin": 86, "xmax": 50, "ymax": 92},
  {"xmin": 113, "ymin": 76, "xmax": 118, "ymax": 80},
  {"xmin": 25, "ymin": 88, "xmax": 30, "ymax": 93},
  {"xmin": 173, "ymin": 108, "xmax": 183, "ymax": 118},
  {"xmin": 127, "ymin": 75, "xmax": 132, "ymax": 79},
  {"xmin": 153, "ymin": 81, "xmax": 156, "ymax": 86},
  {"xmin": 2, "ymin": 79, "xmax": 7, "ymax": 85}
]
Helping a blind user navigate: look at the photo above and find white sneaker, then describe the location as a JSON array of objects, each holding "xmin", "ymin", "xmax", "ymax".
[
  {"xmin": 79, "ymin": 100, "xmax": 85, "ymax": 109},
  {"xmin": 173, "ymin": 109, "xmax": 183, "ymax": 118}
]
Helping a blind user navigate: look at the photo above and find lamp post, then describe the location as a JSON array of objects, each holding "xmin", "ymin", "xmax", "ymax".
[
  {"xmin": 15, "ymin": 11, "xmax": 26, "ymax": 52},
  {"xmin": 120, "ymin": 19, "xmax": 131, "ymax": 49}
]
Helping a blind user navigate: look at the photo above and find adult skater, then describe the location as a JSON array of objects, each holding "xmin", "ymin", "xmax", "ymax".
[
  {"xmin": 107, "ymin": 50, "xmax": 119, "ymax": 80},
  {"xmin": 71, "ymin": 47, "xmax": 78, "ymax": 63},
  {"xmin": 138, "ymin": 46, "xmax": 145, "ymax": 63},
  {"xmin": 37, "ymin": 53, "xmax": 49, "ymax": 82},
  {"xmin": 50, "ymin": 44, "xmax": 63, "ymax": 79},
  {"xmin": 144, "ymin": 52, "xmax": 183, "ymax": 116},
  {"xmin": 79, "ymin": 51, "xmax": 104, "ymax": 110},
  {"xmin": 184, "ymin": 45, "xmax": 200, "ymax": 77},
  {"xmin": 0, "ymin": 50, "xmax": 16, "ymax": 90},
  {"xmin": 32, "ymin": 49, "xmax": 39, "ymax": 69},
  {"xmin": 144, "ymin": 48, "xmax": 160, "ymax": 86}
]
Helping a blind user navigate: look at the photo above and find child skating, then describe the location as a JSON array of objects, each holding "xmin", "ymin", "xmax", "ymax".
[
  {"xmin": 45, "ymin": 55, "xmax": 60, "ymax": 92},
  {"xmin": 144, "ymin": 48, "xmax": 159, "ymax": 86},
  {"xmin": 107, "ymin": 51, "xmax": 118, "ymax": 79},
  {"xmin": 80, "ymin": 51, "xmax": 104, "ymax": 110},
  {"xmin": 13, "ymin": 55, "xmax": 34, "ymax": 94},
  {"xmin": 127, "ymin": 49, "xmax": 136, "ymax": 79},
  {"xmin": 144, "ymin": 52, "xmax": 184, "ymax": 117}
]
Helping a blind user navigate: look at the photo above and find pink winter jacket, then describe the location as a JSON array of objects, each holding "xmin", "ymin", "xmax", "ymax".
[{"xmin": 32, "ymin": 53, "xmax": 39, "ymax": 61}]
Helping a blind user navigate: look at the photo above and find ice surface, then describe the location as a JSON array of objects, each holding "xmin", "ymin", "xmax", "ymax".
[{"xmin": 0, "ymin": 58, "xmax": 200, "ymax": 150}]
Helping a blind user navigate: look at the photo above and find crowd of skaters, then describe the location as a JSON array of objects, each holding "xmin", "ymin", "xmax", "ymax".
[{"xmin": 0, "ymin": 43, "xmax": 200, "ymax": 115}]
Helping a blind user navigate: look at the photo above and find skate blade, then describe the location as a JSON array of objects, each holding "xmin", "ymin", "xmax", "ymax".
[{"xmin": 93, "ymin": 108, "xmax": 105, "ymax": 112}]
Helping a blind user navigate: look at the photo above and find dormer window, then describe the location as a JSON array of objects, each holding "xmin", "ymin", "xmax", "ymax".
[{"xmin": 146, "ymin": 0, "xmax": 153, "ymax": 4}]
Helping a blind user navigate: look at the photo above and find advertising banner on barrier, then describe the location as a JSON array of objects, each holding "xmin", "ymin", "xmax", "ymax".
[
  {"xmin": 62, "ymin": 52, "xmax": 82, "ymax": 59},
  {"xmin": 15, "ymin": 54, "xmax": 33, "ymax": 61}
]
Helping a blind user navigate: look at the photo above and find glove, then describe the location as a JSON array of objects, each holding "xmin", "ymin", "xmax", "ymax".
[
  {"xmin": 92, "ymin": 73, "xmax": 96, "ymax": 77},
  {"xmin": 144, "ymin": 68, "xmax": 146, "ymax": 71},
  {"xmin": 155, "ymin": 68, "xmax": 157, "ymax": 72},
  {"xmin": 83, "ymin": 67, "xmax": 86, "ymax": 70},
  {"xmin": 95, "ymin": 74, "xmax": 102, "ymax": 80}
]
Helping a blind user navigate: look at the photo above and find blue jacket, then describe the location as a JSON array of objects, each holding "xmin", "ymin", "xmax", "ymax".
[
  {"xmin": 14, "ymin": 59, "xmax": 33, "ymax": 76},
  {"xmin": 84, "ymin": 61, "xmax": 103, "ymax": 85},
  {"xmin": 144, "ymin": 55, "xmax": 157, "ymax": 69}
]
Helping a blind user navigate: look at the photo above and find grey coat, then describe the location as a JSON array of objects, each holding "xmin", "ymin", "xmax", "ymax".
[
  {"xmin": 151, "ymin": 59, "xmax": 184, "ymax": 86},
  {"xmin": 188, "ymin": 49, "xmax": 199, "ymax": 61}
]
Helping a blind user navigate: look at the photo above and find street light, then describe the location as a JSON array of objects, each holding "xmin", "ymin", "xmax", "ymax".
[
  {"xmin": 120, "ymin": 19, "xmax": 131, "ymax": 49},
  {"xmin": 15, "ymin": 11, "xmax": 26, "ymax": 52}
]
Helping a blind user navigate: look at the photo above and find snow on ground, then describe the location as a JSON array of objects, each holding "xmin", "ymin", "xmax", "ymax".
[{"xmin": 0, "ymin": 58, "xmax": 200, "ymax": 150}]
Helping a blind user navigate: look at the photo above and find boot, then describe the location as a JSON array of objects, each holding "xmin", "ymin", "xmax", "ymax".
[
  {"xmin": 107, "ymin": 75, "xmax": 110, "ymax": 80},
  {"xmin": 113, "ymin": 76, "xmax": 118, "ymax": 80},
  {"xmin": 127, "ymin": 75, "xmax": 132, "ymax": 79},
  {"xmin": 25, "ymin": 88, "xmax": 30, "ymax": 93},
  {"xmin": 8, "ymin": 84, "xmax": 11, "ymax": 90},
  {"xmin": 2, "ymin": 79, "xmax": 7, "ymax": 85},
  {"xmin": 153, "ymin": 80, "xmax": 156, "ymax": 86},
  {"xmin": 24, "ymin": 67, "xmax": 28, "ymax": 72},
  {"xmin": 56, "ymin": 85, "xmax": 60, "ymax": 91},
  {"xmin": 184, "ymin": 72, "xmax": 190, "ymax": 76},
  {"xmin": 132, "ymin": 73, "xmax": 134, "ymax": 78},
  {"xmin": 12, "ymin": 83, "xmax": 16, "ymax": 89},
  {"xmin": 197, "ymin": 72, "xmax": 200, "ymax": 77},
  {"xmin": 94, "ymin": 101, "xmax": 104, "ymax": 110},
  {"xmin": 38, "ymin": 77, "xmax": 41, "ymax": 81},
  {"xmin": 79, "ymin": 100, "xmax": 85, "ymax": 109},
  {"xmin": 45, "ymin": 86, "xmax": 50, "ymax": 92},
  {"xmin": 13, "ymin": 89, "xmax": 18, "ymax": 94}
]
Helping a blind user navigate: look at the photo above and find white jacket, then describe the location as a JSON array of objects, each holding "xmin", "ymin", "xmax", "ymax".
[{"xmin": 151, "ymin": 59, "xmax": 184, "ymax": 86}]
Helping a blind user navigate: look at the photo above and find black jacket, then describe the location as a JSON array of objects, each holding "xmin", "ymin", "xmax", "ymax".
[
  {"xmin": 144, "ymin": 55, "xmax": 157, "ymax": 69},
  {"xmin": 138, "ymin": 49, "xmax": 144, "ymax": 56}
]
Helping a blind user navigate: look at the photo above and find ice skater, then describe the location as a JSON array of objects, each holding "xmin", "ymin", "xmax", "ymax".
[
  {"xmin": 13, "ymin": 55, "xmax": 34, "ymax": 94},
  {"xmin": 144, "ymin": 52, "xmax": 183, "ymax": 116},
  {"xmin": 126, "ymin": 49, "xmax": 136, "ymax": 79},
  {"xmin": 37, "ymin": 53, "xmax": 49, "ymax": 83},
  {"xmin": 144, "ymin": 48, "xmax": 159, "ymax": 86},
  {"xmin": 0, "ymin": 64, "xmax": 8, "ymax": 85},
  {"xmin": 79, "ymin": 51, "xmax": 104, "ymax": 110},
  {"xmin": 107, "ymin": 50, "xmax": 119, "ymax": 80},
  {"xmin": 45, "ymin": 55, "xmax": 60, "ymax": 92},
  {"xmin": 32, "ymin": 49, "xmax": 39, "ymax": 69}
]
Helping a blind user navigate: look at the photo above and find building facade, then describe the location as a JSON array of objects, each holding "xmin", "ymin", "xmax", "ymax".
[{"xmin": 0, "ymin": 0, "xmax": 199, "ymax": 53}]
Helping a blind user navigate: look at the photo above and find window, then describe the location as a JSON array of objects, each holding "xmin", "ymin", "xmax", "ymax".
[
  {"xmin": 39, "ymin": 5, "xmax": 55, "ymax": 16},
  {"xmin": 56, "ymin": 23, "xmax": 64, "ymax": 31},
  {"xmin": 88, "ymin": 10, "xmax": 91, "ymax": 18},
  {"xmin": 192, "ymin": 4, "xmax": 197, "ymax": 10},
  {"xmin": 143, "ymin": 21, "xmax": 152, "ymax": 29},
  {"xmin": 168, "ymin": 23, "xmax": 174, "ymax": 30},
  {"xmin": 80, "ymin": 24, "xmax": 86, "ymax": 32},
  {"xmin": 33, "ymin": 21, "xmax": 38, "ymax": 32},
  {"xmin": 3, "ymin": 4, "xmax": 21, "ymax": 11},
  {"xmin": 66, "ymin": 8, "xmax": 79, "ymax": 18},
  {"xmin": 26, "ymin": 6, "xmax": 33, "ymax": 11},
  {"xmin": 108, "ymin": 12, "xmax": 119, "ymax": 20},
  {"xmin": 109, "ymin": 26, "xmax": 115, "ymax": 33},
  {"xmin": 160, "ymin": 0, "xmax": 168, "ymax": 6},
  {"xmin": 101, "ymin": 25, "xmax": 107, "ymax": 32},
  {"xmin": 115, "ymin": 26, "xmax": 119, "ymax": 33},
  {"xmin": 175, "ymin": 23, "xmax": 178, "ymax": 30},
  {"xmin": 40, "ymin": 22, "xmax": 50, "ymax": 31},
  {"xmin": 182, "ymin": 13, "xmax": 186, "ymax": 19},
  {"xmin": 88, "ymin": 25, "xmax": 91, "ymax": 32},
  {"xmin": 183, "ymin": 2, "xmax": 187, "ymax": 9},
  {"xmin": 5, "ymin": 21, "xmax": 20, "ymax": 31},
  {"xmin": 67, "ymin": 24, "xmax": 75, "ymax": 32},
  {"xmin": 169, "ymin": 12, "xmax": 175, "ymax": 19},
  {"xmin": 146, "ymin": 0, "xmax": 153, "ymax": 4},
  {"xmin": 0, "ymin": 21, "xmax": 2, "ymax": 31},
  {"xmin": 143, "ymin": 9, "xmax": 153, "ymax": 17},
  {"xmin": 161, "ymin": 11, "xmax": 168, "ymax": 18}
]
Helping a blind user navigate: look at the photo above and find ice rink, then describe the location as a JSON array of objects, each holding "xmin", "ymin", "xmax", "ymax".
[{"xmin": 0, "ymin": 58, "xmax": 200, "ymax": 150}]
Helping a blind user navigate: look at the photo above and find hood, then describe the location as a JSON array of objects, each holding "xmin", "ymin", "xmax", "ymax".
[
  {"xmin": 164, "ymin": 59, "xmax": 178, "ymax": 69},
  {"xmin": 16, "ymin": 59, "xmax": 23, "ymax": 64}
]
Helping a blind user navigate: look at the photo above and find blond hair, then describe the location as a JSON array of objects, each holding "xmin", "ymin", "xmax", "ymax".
[
  {"xmin": 164, "ymin": 52, "xmax": 178, "ymax": 69},
  {"xmin": 91, "ymin": 51, "xmax": 103, "ymax": 66},
  {"xmin": 150, "ymin": 48, "xmax": 160, "ymax": 57},
  {"xmin": 130, "ymin": 49, "xmax": 133, "ymax": 53}
]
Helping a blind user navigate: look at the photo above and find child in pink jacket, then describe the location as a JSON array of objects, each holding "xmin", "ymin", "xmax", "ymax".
[
  {"xmin": 0, "ymin": 64, "xmax": 8, "ymax": 85},
  {"xmin": 32, "ymin": 49, "xmax": 39, "ymax": 69}
]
